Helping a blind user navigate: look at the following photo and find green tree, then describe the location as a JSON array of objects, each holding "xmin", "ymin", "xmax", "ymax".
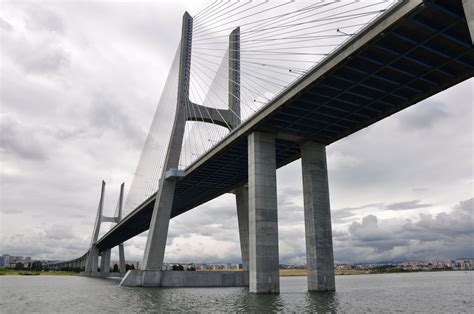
[
  {"xmin": 31, "ymin": 261, "xmax": 42, "ymax": 271},
  {"xmin": 125, "ymin": 264, "xmax": 136, "ymax": 271},
  {"xmin": 15, "ymin": 262, "xmax": 25, "ymax": 270},
  {"xmin": 113, "ymin": 264, "xmax": 119, "ymax": 272},
  {"xmin": 172, "ymin": 264, "xmax": 184, "ymax": 271}
]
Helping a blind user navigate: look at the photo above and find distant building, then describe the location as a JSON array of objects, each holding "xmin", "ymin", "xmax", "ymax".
[
  {"xmin": 454, "ymin": 259, "xmax": 473, "ymax": 270},
  {"xmin": 0, "ymin": 254, "xmax": 10, "ymax": 267},
  {"xmin": 335, "ymin": 263, "xmax": 353, "ymax": 270}
]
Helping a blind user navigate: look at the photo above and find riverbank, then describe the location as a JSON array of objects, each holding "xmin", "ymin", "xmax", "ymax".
[
  {"xmin": 280, "ymin": 269, "xmax": 370, "ymax": 276},
  {"xmin": 0, "ymin": 269, "xmax": 79, "ymax": 276},
  {"xmin": 279, "ymin": 268, "xmax": 471, "ymax": 276},
  {"xmin": 2, "ymin": 268, "xmax": 469, "ymax": 277}
]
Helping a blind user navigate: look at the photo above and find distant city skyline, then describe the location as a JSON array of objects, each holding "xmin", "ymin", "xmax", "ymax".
[
  {"xmin": 2, "ymin": 253, "xmax": 473, "ymax": 271},
  {"xmin": 1, "ymin": 1, "xmax": 473, "ymax": 265}
]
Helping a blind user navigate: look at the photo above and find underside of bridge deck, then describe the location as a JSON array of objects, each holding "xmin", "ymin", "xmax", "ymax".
[{"xmin": 97, "ymin": 0, "xmax": 473, "ymax": 251}]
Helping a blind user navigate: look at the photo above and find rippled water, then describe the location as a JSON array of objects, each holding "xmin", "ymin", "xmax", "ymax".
[{"xmin": 1, "ymin": 271, "xmax": 472, "ymax": 312}]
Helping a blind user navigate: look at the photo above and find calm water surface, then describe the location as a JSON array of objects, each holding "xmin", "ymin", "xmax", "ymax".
[{"xmin": 1, "ymin": 271, "xmax": 472, "ymax": 312}]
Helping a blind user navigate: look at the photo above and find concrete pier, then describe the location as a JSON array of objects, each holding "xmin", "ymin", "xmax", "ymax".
[
  {"xmin": 119, "ymin": 244, "xmax": 126, "ymax": 274},
  {"xmin": 91, "ymin": 247, "xmax": 99, "ymax": 276},
  {"xmin": 300, "ymin": 141, "xmax": 335, "ymax": 291},
  {"xmin": 101, "ymin": 249, "xmax": 111, "ymax": 274},
  {"xmin": 235, "ymin": 185, "xmax": 249, "ymax": 270},
  {"xmin": 120, "ymin": 270, "xmax": 248, "ymax": 287},
  {"xmin": 248, "ymin": 131, "xmax": 280, "ymax": 294},
  {"xmin": 135, "ymin": 13, "xmax": 194, "ymax": 286}
]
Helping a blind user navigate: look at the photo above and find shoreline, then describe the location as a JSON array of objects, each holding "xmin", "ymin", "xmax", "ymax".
[
  {"xmin": 1, "ymin": 269, "xmax": 471, "ymax": 277},
  {"xmin": 0, "ymin": 269, "xmax": 80, "ymax": 276},
  {"xmin": 280, "ymin": 269, "xmax": 472, "ymax": 277}
]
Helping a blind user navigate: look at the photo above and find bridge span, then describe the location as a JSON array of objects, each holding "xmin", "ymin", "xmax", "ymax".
[
  {"xmin": 98, "ymin": 0, "xmax": 473, "ymax": 251},
  {"xmin": 51, "ymin": 0, "xmax": 473, "ymax": 293}
]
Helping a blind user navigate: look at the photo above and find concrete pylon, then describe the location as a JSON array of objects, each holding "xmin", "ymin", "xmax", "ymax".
[
  {"xmin": 82, "ymin": 181, "xmax": 127, "ymax": 278},
  {"xmin": 229, "ymin": 27, "xmax": 240, "ymax": 127},
  {"xmin": 120, "ymin": 17, "xmax": 249, "ymax": 287},
  {"xmin": 228, "ymin": 27, "xmax": 250, "ymax": 273},
  {"xmin": 116, "ymin": 183, "xmax": 126, "ymax": 274},
  {"xmin": 300, "ymin": 141, "xmax": 335, "ymax": 291},
  {"xmin": 138, "ymin": 11, "xmax": 194, "ymax": 276},
  {"xmin": 121, "ymin": 12, "xmax": 195, "ymax": 286},
  {"xmin": 187, "ymin": 26, "xmax": 241, "ymax": 129},
  {"xmin": 84, "ymin": 181, "xmax": 105, "ymax": 274}
]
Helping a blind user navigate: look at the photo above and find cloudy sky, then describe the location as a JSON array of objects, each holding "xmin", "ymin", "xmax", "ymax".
[{"xmin": 0, "ymin": 1, "xmax": 472, "ymax": 264}]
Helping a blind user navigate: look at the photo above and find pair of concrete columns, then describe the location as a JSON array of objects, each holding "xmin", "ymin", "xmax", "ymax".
[
  {"xmin": 236, "ymin": 131, "xmax": 335, "ymax": 293},
  {"xmin": 83, "ymin": 182, "xmax": 126, "ymax": 277},
  {"xmin": 85, "ymin": 244, "xmax": 125, "ymax": 276}
]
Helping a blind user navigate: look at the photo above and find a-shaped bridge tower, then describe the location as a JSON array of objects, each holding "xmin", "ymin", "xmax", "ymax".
[{"xmin": 118, "ymin": 11, "xmax": 336, "ymax": 294}]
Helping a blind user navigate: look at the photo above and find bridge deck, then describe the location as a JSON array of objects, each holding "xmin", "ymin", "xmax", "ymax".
[{"xmin": 97, "ymin": 0, "xmax": 473, "ymax": 250}]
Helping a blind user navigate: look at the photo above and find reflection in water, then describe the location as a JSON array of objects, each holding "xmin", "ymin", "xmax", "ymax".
[
  {"xmin": 0, "ymin": 272, "xmax": 472, "ymax": 312},
  {"xmin": 305, "ymin": 291, "xmax": 337, "ymax": 312},
  {"xmin": 246, "ymin": 292, "xmax": 286, "ymax": 312}
]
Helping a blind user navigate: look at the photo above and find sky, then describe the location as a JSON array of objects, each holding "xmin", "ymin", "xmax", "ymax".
[{"xmin": 0, "ymin": 0, "xmax": 473, "ymax": 265}]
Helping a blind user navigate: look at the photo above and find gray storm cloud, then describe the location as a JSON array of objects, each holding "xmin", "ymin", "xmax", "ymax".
[{"xmin": 0, "ymin": 1, "xmax": 472, "ymax": 264}]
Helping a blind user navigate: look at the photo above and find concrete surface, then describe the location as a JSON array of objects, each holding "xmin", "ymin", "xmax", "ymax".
[
  {"xmin": 301, "ymin": 141, "xmax": 335, "ymax": 291},
  {"xmin": 248, "ymin": 131, "xmax": 280, "ymax": 293},
  {"xmin": 120, "ymin": 270, "xmax": 249, "ymax": 287}
]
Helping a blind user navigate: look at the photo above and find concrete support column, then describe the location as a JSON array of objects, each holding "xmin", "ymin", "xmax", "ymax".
[
  {"xmin": 141, "ymin": 178, "xmax": 177, "ymax": 271},
  {"xmin": 462, "ymin": 0, "xmax": 474, "ymax": 44},
  {"xmin": 119, "ymin": 243, "xmax": 126, "ymax": 274},
  {"xmin": 85, "ymin": 245, "xmax": 97, "ymax": 273},
  {"xmin": 300, "ymin": 141, "xmax": 335, "ymax": 291},
  {"xmin": 140, "ymin": 12, "xmax": 193, "ymax": 273},
  {"xmin": 248, "ymin": 131, "xmax": 280, "ymax": 294},
  {"xmin": 91, "ymin": 246, "xmax": 99, "ymax": 276},
  {"xmin": 101, "ymin": 249, "xmax": 111, "ymax": 274},
  {"xmin": 235, "ymin": 185, "xmax": 249, "ymax": 270}
]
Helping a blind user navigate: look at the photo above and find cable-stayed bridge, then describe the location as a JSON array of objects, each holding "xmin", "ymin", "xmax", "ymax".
[{"xmin": 49, "ymin": 0, "xmax": 474, "ymax": 293}]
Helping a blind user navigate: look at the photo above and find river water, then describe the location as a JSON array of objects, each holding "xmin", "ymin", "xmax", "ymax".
[{"xmin": 1, "ymin": 271, "xmax": 472, "ymax": 312}]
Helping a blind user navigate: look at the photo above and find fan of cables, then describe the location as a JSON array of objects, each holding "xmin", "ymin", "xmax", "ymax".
[
  {"xmin": 123, "ymin": 0, "xmax": 396, "ymax": 215},
  {"xmin": 182, "ymin": 0, "xmax": 396, "ymax": 167}
]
